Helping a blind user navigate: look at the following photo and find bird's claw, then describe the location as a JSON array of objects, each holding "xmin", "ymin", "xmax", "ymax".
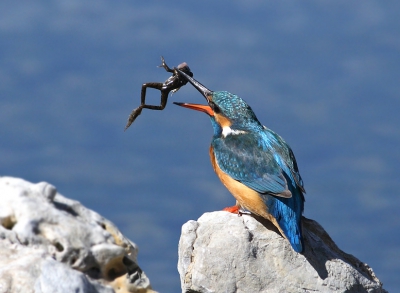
[
  {"xmin": 238, "ymin": 208, "xmax": 252, "ymax": 217},
  {"xmin": 223, "ymin": 205, "xmax": 251, "ymax": 217},
  {"xmin": 223, "ymin": 205, "xmax": 240, "ymax": 214}
]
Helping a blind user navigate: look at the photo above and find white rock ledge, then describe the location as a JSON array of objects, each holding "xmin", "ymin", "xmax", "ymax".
[
  {"xmin": 0, "ymin": 176, "xmax": 157, "ymax": 293},
  {"xmin": 178, "ymin": 211, "xmax": 387, "ymax": 293}
]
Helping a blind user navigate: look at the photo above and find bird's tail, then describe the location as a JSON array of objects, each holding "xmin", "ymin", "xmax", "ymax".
[{"xmin": 268, "ymin": 188, "xmax": 304, "ymax": 253}]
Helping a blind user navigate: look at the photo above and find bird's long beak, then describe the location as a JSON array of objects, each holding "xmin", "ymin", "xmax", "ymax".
[
  {"xmin": 176, "ymin": 68, "xmax": 213, "ymax": 102},
  {"xmin": 173, "ymin": 102, "xmax": 214, "ymax": 116}
]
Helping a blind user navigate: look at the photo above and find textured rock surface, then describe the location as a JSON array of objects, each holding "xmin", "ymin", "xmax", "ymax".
[
  {"xmin": 0, "ymin": 176, "xmax": 156, "ymax": 293},
  {"xmin": 178, "ymin": 211, "xmax": 387, "ymax": 293}
]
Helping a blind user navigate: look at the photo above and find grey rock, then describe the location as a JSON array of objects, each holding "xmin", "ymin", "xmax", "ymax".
[
  {"xmin": 178, "ymin": 211, "xmax": 387, "ymax": 293},
  {"xmin": 0, "ymin": 176, "xmax": 157, "ymax": 293}
]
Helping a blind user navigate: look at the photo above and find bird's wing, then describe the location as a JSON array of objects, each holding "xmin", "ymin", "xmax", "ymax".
[
  {"xmin": 212, "ymin": 132, "xmax": 292, "ymax": 198},
  {"xmin": 261, "ymin": 128, "xmax": 306, "ymax": 193}
]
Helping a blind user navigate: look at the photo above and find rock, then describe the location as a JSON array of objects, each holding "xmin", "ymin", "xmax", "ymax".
[
  {"xmin": 178, "ymin": 211, "xmax": 387, "ymax": 293},
  {"xmin": 0, "ymin": 176, "xmax": 157, "ymax": 293}
]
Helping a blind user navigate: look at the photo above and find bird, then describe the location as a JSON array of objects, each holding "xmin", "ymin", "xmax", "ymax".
[{"xmin": 173, "ymin": 70, "xmax": 305, "ymax": 253}]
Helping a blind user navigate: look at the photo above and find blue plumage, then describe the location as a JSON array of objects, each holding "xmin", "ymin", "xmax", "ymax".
[
  {"xmin": 174, "ymin": 72, "xmax": 305, "ymax": 253},
  {"xmin": 210, "ymin": 94, "xmax": 305, "ymax": 252},
  {"xmin": 212, "ymin": 132, "xmax": 289, "ymax": 196}
]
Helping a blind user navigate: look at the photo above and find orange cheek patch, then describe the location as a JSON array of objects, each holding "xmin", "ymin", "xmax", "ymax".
[{"xmin": 214, "ymin": 114, "xmax": 231, "ymax": 128}]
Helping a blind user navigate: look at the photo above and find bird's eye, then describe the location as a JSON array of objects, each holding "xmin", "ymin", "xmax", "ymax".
[{"xmin": 210, "ymin": 102, "xmax": 221, "ymax": 114}]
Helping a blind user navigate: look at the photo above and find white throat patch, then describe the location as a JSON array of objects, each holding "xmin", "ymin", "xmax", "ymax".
[{"xmin": 222, "ymin": 126, "xmax": 246, "ymax": 138}]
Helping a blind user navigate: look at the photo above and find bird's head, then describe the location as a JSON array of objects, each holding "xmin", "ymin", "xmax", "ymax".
[{"xmin": 174, "ymin": 69, "xmax": 262, "ymax": 137}]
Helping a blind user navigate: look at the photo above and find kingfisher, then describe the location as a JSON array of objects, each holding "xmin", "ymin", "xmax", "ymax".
[{"xmin": 173, "ymin": 70, "xmax": 305, "ymax": 253}]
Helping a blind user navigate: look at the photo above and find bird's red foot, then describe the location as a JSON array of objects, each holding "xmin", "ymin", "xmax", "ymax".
[{"xmin": 223, "ymin": 205, "xmax": 240, "ymax": 214}]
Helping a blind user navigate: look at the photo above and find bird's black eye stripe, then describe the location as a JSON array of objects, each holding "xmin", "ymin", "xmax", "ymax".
[{"xmin": 210, "ymin": 102, "xmax": 221, "ymax": 114}]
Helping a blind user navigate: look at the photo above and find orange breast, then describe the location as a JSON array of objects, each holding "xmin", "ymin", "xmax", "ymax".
[
  {"xmin": 209, "ymin": 146, "xmax": 271, "ymax": 220},
  {"xmin": 209, "ymin": 146, "xmax": 287, "ymax": 238}
]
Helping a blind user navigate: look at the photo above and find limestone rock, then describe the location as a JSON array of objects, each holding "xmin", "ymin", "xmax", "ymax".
[
  {"xmin": 178, "ymin": 211, "xmax": 387, "ymax": 293},
  {"xmin": 0, "ymin": 176, "xmax": 157, "ymax": 293}
]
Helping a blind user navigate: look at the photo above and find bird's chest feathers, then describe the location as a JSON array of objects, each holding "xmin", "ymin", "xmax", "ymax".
[{"xmin": 209, "ymin": 146, "xmax": 269, "ymax": 218}]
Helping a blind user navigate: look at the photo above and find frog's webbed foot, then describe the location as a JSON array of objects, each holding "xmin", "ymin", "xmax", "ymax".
[
  {"xmin": 158, "ymin": 56, "xmax": 174, "ymax": 73},
  {"xmin": 124, "ymin": 106, "xmax": 143, "ymax": 131}
]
